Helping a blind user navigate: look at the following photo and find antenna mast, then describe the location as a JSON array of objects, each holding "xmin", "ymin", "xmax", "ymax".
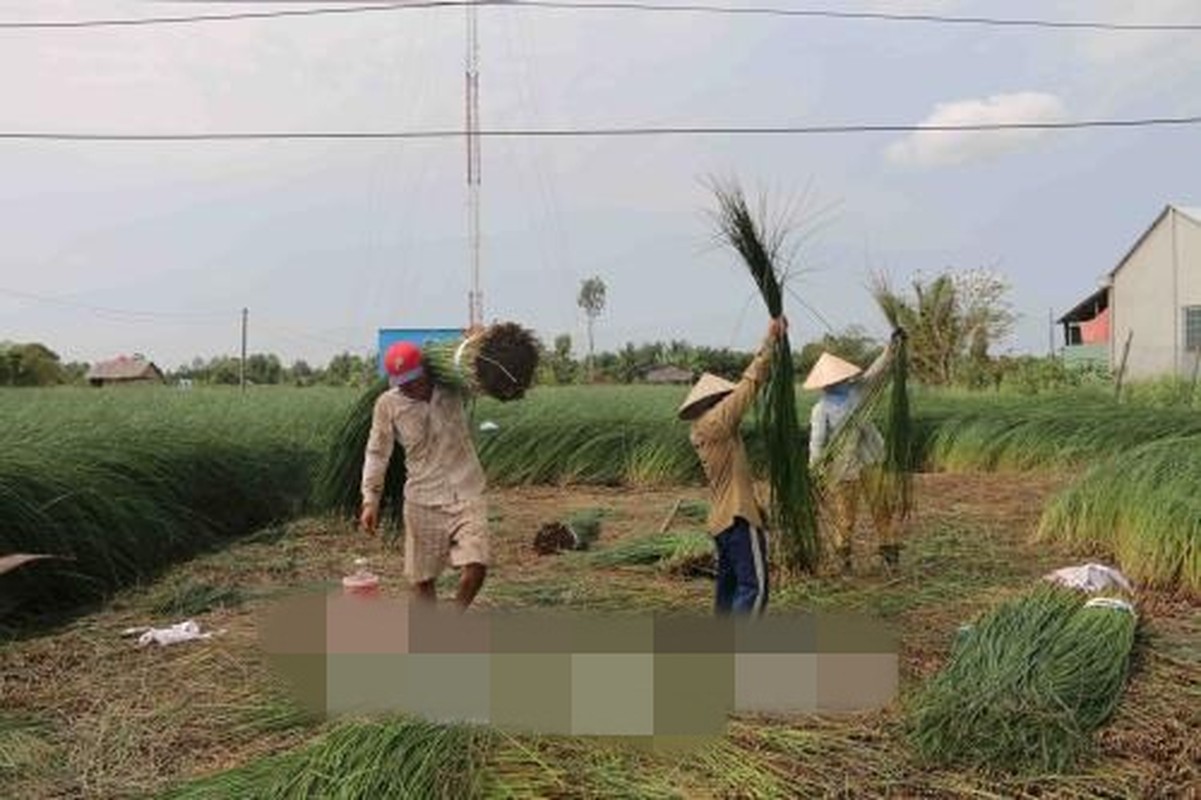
[{"xmin": 466, "ymin": 0, "xmax": 483, "ymax": 328}]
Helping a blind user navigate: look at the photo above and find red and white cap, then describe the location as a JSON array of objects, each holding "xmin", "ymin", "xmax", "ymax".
[{"xmin": 383, "ymin": 340, "xmax": 425, "ymax": 387}]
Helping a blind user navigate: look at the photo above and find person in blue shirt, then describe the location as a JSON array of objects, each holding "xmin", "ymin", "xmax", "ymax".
[{"xmin": 804, "ymin": 329, "xmax": 905, "ymax": 574}]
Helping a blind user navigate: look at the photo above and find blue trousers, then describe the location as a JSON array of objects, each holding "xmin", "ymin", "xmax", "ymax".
[{"xmin": 713, "ymin": 518, "xmax": 769, "ymax": 615}]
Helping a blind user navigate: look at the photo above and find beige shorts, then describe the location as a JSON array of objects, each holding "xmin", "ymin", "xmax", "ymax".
[{"xmin": 402, "ymin": 497, "xmax": 490, "ymax": 583}]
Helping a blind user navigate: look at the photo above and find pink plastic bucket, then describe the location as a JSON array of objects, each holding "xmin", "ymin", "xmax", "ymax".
[{"xmin": 342, "ymin": 571, "xmax": 380, "ymax": 598}]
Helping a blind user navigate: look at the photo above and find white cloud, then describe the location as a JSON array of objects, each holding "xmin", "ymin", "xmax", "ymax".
[{"xmin": 885, "ymin": 92, "xmax": 1067, "ymax": 168}]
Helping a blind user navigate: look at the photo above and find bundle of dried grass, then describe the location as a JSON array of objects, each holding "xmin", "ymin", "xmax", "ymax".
[
  {"xmin": 424, "ymin": 322, "xmax": 540, "ymax": 402},
  {"xmin": 533, "ymin": 522, "xmax": 577, "ymax": 555}
]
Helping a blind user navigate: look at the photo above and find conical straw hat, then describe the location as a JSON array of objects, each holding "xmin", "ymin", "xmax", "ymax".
[
  {"xmin": 678, "ymin": 373, "xmax": 736, "ymax": 419},
  {"xmin": 803, "ymin": 352, "xmax": 863, "ymax": 390}
]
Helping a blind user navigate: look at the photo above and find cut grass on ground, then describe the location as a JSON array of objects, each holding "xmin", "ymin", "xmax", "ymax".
[{"xmin": 1, "ymin": 477, "xmax": 1196, "ymax": 798}]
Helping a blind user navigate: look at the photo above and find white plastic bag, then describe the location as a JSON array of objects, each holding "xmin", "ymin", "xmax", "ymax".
[
  {"xmin": 125, "ymin": 620, "xmax": 224, "ymax": 647},
  {"xmin": 1043, "ymin": 563, "xmax": 1133, "ymax": 594}
]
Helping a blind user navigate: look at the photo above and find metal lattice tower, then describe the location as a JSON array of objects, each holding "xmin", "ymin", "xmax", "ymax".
[{"xmin": 465, "ymin": 1, "xmax": 483, "ymax": 328}]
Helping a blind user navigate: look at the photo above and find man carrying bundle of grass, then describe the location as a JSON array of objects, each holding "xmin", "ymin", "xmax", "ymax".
[
  {"xmin": 806, "ymin": 328, "xmax": 906, "ymax": 574},
  {"xmin": 678, "ymin": 316, "xmax": 787, "ymax": 616},
  {"xmin": 359, "ymin": 339, "xmax": 489, "ymax": 610}
]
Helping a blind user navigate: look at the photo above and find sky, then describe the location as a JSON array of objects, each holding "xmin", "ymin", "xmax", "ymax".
[{"xmin": 0, "ymin": 0, "xmax": 1199, "ymax": 369}]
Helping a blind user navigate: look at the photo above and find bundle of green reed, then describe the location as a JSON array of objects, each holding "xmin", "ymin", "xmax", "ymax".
[
  {"xmin": 586, "ymin": 530, "xmax": 712, "ymax": 570},
  {"xmin": 163, "ymin": 715, "xmax": 494, "ymax": 799},
  {"xmin": 530, "ymin": 508, "xmax": 604, "ymax": 555},
  {"xmin": 423, "ymin": 322, "xmax": 541, "ymax": 402},
  {"xmin": 711, "ymin": 180, "xmax": 820, "ymax": 574},
  {"xmin": 312, "ymin": 377, "xmax": 407, "ymax": 529},
  {"xmin": 565, "ymin": 507, "xmax": 605, "ymax": 550},
  {"xmin": 867, "ymin": 276, "xmax": 914, "ymax": 519},
  {"xmin": 907, "ymin": 584, "xmax": 1138, "ymax": 774}
]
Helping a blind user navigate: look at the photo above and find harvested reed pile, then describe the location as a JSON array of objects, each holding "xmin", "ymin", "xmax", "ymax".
[
  {"xmin": 162, "ymin": 716, "xmax": 493, "ymax": 799},
  {"xmin": 0, "ymin": 713, "xmax": 52, "ymax": 781},
  {"xmin": 533, "ymin": 523, "xmax": 576, "ymax": 555},
  {"xmin": 661, "ymin": 532, "xmax": 717, "ymax": 578},
  {"xmin": 1037, "ymin": 435, "xmax": 1201, "ymax": 596},
  {"xmin": 676, "ymin": 499, "xmax": 710, "ymax": 524},
  {"xmin": 907, "ymin": 584, "xmax": 1138, "ymax": 774},
  {"xmin": 587, "ymin": 530, "xmax": 714, "ymax": 577},
  {"xmin": 711, "ymin": 180, "xmax": 820, "ymax": 574},
  {"xmin": 424, "ymin": 322, "xmax": 540, "ymax": 402},
  {"xmin": 565, "ymin": 508, "xmax": 605, "ymax": 550},
  {"xmin": 529, "ymin": 509, "xmax": 604, "ymax": 556}
]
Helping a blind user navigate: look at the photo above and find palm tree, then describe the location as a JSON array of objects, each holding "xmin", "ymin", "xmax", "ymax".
[
  {"xmin": 577, "ymin": 277, "xmax": 607, "ymax": 381},
  {"xmin": 873, "ymin": 269, "xmax": 1013, "ymax": 386},
  {"xmin": 874, "ymin": 273, "xmax": 961, "ymax": 385}
]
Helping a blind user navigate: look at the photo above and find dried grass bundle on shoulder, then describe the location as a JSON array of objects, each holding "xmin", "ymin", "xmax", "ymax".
[
  {"xmin": 313, "ymin": 322, "xmax": 538, "ymax": 528},
  {"xmin": 424, "ymin": 322, "xmax": 541, "ymax": 402}
]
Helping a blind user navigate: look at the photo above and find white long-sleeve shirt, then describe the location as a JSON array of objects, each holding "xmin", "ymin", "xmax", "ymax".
[{"xmin": 360, "ymin": 386, "xmax": 486, "ymax": 510}]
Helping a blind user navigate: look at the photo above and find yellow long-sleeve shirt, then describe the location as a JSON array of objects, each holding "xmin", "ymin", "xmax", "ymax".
[{"xmin": 689, "ymin": 336, "xmax": 773, "ymax": 535}]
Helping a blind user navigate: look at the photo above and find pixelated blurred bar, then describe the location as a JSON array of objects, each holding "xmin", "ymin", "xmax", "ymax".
[{"xmin": 260, "ymin": 593, "xmax": 898, "ymax": 736}]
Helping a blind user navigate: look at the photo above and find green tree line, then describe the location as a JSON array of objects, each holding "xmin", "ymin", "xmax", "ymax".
[{"xmin": 0, "ymin": 268, "xmax": 1117, "ymax": 392}]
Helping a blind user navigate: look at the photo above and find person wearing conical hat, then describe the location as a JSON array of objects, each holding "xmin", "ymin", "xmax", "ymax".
[
  {"xmin": 805, "ymin": 328, "xmax": 906, "ymax": 574},
  {"xmin": 678, "ymin": 316, "xmax": 787, "ymax": 616}
]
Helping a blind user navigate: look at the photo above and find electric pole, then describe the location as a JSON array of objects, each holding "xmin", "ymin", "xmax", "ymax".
[
  {"xmin": 240, "ymin": 307, "xmax": 248, "ymax": 392},
  {"xmin": 1048, "ymin": 307, "xmax": 1054, "ymax": 358},
  {"xmin": 465, "ymin": 0, "xmax": 483, "ymax": 329}
]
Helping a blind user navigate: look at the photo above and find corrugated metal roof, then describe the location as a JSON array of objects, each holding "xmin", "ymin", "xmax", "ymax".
[
  {"xmin": 1107, "ymin": 204, "xmax": 1199, "ymax": 279},
  {"xmin": 86, "ymin": 356, "xmax": 162, "ymax": 381},
  {"xmin": 644, "ymin": 365, "xmax": 693, "ymax": 383},
  {"xmin": 1057, "ymin": 285, "xmax": 1109, "ymax": 324},
  {"xmin": 1175, "ymin": 206, "xmax": 1201, "ymax": 224}
]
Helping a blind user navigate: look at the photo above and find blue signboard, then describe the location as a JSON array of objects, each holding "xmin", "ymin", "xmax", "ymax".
[{"xmin": 377, "ymin": 327, "xmax": 463, "ymax": 377}]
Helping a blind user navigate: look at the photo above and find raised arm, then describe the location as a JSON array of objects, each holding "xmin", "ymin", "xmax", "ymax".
[
  {"xmin": 707, "ymin": 317, "xmax": 787, "ymax": 433},
  {"xmin": 861, "ymin": 328, "xmax": 906, "ymax": 390}
]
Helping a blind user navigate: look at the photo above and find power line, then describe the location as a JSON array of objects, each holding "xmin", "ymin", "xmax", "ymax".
[
  {"xmin": 496, "ymin": 1, "xmax": 1201, "ymax": 32},
  {"xmin": 1, "ymin": 286, "xmax": 373, "ymax": 351},
  {"xmin": 2, "ymin": 1, "xmax": 1200, "ymax": 32},
  {"xmin": 0, "ymin": 3, "xmax": 415, "ymax": 30},
  {"xmin": 0, "ymin": 286, "xmax": 233, "ymax": 321},
  {"xmin": 1, "ymin": 114, "xmax": 1199, "ymax": 141}
]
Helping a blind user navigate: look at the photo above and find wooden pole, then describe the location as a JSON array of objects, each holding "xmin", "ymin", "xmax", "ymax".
[
  {"xmin": 1189, "ymin": 345, "xmax": 1201, "ymax": 405},
  {"xmin": 240, "ymin": 307, "xmax": 248, "ymax": 393},
  {"xmin": 658, "ymin": 498, "xmax": 682, "ymax": 533},
  {"xmin": 1114, "ymin": 329, "xmax": 1133, "ymax": 402},
  {"xmin": 1048, "ymin": 307, "xmax": 1054, "ymax": 357}
]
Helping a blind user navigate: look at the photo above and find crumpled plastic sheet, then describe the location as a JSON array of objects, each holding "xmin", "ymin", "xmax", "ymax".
[
  {"xmin": 123, "ymin": 620, "xmax": 226, "ymax": 647},
  {"xmin": 1042, "ymin": 562, "xmax": 1134, "ymax": 594}
]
